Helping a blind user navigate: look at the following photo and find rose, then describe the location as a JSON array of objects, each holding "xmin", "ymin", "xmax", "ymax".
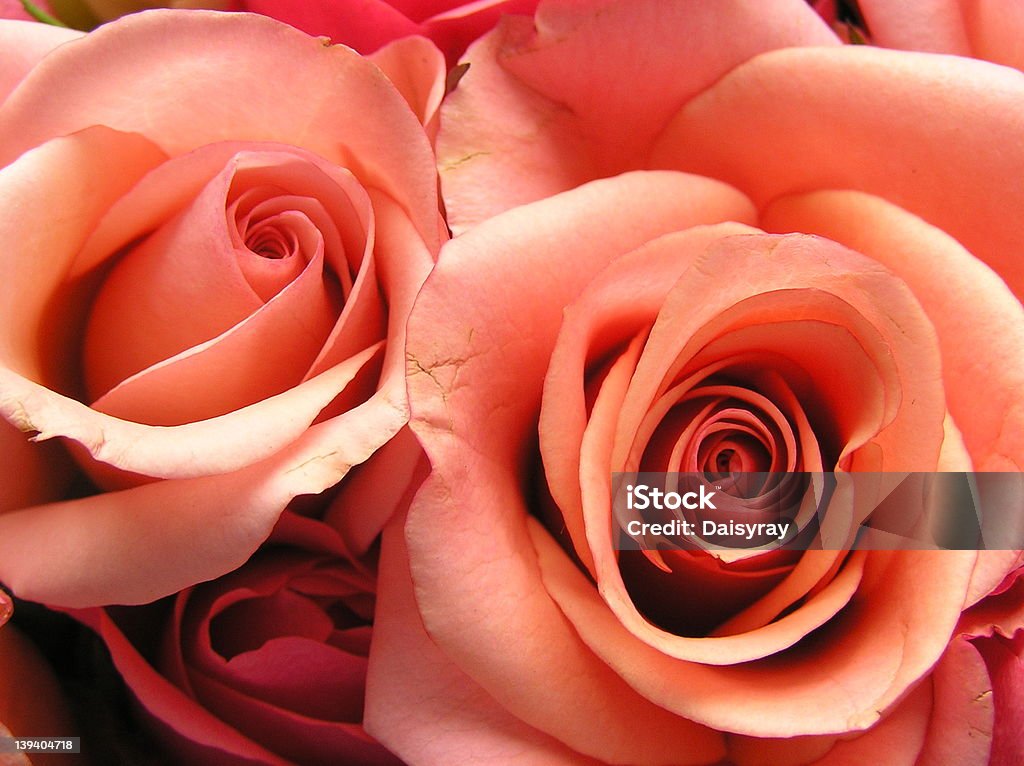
[
  {"xmin": 42, "ymin": 0, "xmax": 540, "ymax": 64},
  {"xmin": 77, "ymin": 509, "xmax": 406, "ymax": 765},
  {"xmin": 0, "ymin": 596, "xmax": 82, "ymax": 766},
  {"xmin": 372, "ymin": 167, "xmax": 1024, "ymax": 763},
  {"xmin": 0, "ymin": 10, "xmax": 443, "ymax": 608},
  {"xmin": 369, "ymin": 0, "xmax": 1024, "ymax": 760}
]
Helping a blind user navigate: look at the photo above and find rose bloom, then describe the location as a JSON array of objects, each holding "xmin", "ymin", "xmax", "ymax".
[
  {"xmin": 76, "ymin": 509, "xmax": 406, "ymax": 765},
  {"xmin": 365, "ymin": 0, "xmax": 1024, "ymax": 763},
  {"xmin": 0, "ymin": 10, "xmax": 444, "ymax": 608},
  {"xmin": 0, "ymin": 594, "xmax": 83, "ymax": 766},
  {"xmin": 42, "ymin": 0, "xmax": 539, "ymax": 63}
]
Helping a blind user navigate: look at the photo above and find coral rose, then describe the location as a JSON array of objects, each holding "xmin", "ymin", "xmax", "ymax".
[
  {"xmin": 374, "ymin": 0, "xmax": 1024, "ymax": 747},
  {"xmin": 374, "ymin": 168, "xmax": 1024, "ymax": 763},
  {"xmin": 0, "ymin": 10, "xmax": 443, "ymax": 608}
]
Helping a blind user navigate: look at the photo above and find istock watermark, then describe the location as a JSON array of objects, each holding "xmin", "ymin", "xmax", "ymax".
[{"xmin": 612, "ymin": 472, "xmax": 1024, "ymax": 552}]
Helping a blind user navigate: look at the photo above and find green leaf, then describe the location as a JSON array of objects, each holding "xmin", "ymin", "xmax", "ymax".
[{"xmin": 20, "ymin": 0, "xmax": 69, "ymax": 27}]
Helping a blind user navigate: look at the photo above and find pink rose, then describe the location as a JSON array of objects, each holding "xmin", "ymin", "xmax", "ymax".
[
  {"xmin": 41, "ymin": 0, "xmax": 540, "ymax": 64},
  {"xmin": 77, "ymin": 509, "xmax": 406, "ymax": 765},
  {"xmin": 0, "ymin": 10, "xmax": 443, "ymax": 608},
  {"xmin": 370, "ymin": 0, "xmax": 1024, "ymax": 761}
]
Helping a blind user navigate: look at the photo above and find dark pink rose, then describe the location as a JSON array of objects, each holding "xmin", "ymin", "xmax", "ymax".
[{"xmin": 78, "ymin": 509, "xmax": 408, "ymax": 765}]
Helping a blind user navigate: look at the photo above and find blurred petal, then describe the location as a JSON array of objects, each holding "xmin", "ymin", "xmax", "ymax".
[{"xmin": 0, "ymin": 19, "xmax": 81, "ymax": 107}]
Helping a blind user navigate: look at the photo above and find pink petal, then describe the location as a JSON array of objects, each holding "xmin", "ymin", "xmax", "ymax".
[
  {"xmin": 962, "ymin": 0, "xmax": 1024, "ymax": 70},
  {"xmin": 368, "ymin": 36, "xmax": 446, "ymax": 137},
  {"xmin": 915, "ymin": 638, "xmax": 994, "ymax": 765},
  {"xmin": 762, "ymin": 189, "xmax": 1024, "ymax": 471},
  {"xmin": 652, "ymin": 45, "xmax": 1024, "ymax": 300},
  {"xmin": 242, "ymin": 0, "xmax": 422, "ymax": 53},
  {"xmin": 364, "ymin": 515, "xmax": 609, "ymax": 766},
  {"xmin": 0, "ymin": 20, "xmax": 81, "ymax": 107},
  {"xmin": 975, "ymin": 632, "xmax": 1024, "ymax": 766},
  {"xmin": 0, "ymin": 398, "xmax": 408, "ymax": 606},
  {"xmin": 0, "ymin": 10, "xmax": 441, "ymax": 254},
  {"xmin": 74, "ymin": 607, "xmax": 290, "ymax": 766},
  {"xmin": 858, "ymin": 0, "xmax": 972, "ymax": 54},
  {"xmin": 437, "ymin": 0, "xmax": 838, "ymax": 231}
]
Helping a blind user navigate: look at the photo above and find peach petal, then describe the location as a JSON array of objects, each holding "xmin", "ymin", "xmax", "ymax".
[
  {"xmin": 726, "ymin": 680, "xmax": 932, "ymax": 766},
  {"xmin": 75, "ymin": 143, "xmax": 369, "ymax": 281},
  {"xmin": 0, "ymin": 20, "xmax": 81, "ymax": 108},
  {"xmin": 368, "ymin": 36, "xmax": 446, "ymax": 137},
  {"xmin": 539, "ymin": 201, "xmax": 757, "ymax": 571},
  {"xmin": 962, "ymin": 0, "xmax": 1024, "ymax": 70},
  {"xmin": 90, "ymin": 243, "xmax": 337, "ymax": 426},
  {"xmin": 324, "ymin": 426, "xmax": 427, "ymax": 557},
  {"xmin": 0, "ymin": 343, "xmax": 381, "ymax": 483},
  {"xmin": 712, "ymin": 550, "xmax": 848, "ymax": 637},
  {"xmin": 532, "ymin": 516, "xmax": 976, "ymax": 736},
  {"xmin": 364, "ymin": 517, "xmax": 605, "ymax": 766},
  {"xmin": 915, "ymin": 638, "xmax": 994, "ymax": 765},
  {"xmin": 0, "ymin": 383, "xmax": 406, "ymax": 606},
  {"xmin": 652, "ymin": 45, "xmax": 1024, "ymax": 299},
  {"xmin": 858, "ymin": 0, "xmax": 972, "ymax": 54},
  {"xmin": 762, "ymin": 189, "xmax": 1024, "ymax": 471},
  {"xmin": 0, "ymin": 420, "xmax": 74, "ymax": 513},
  {"xmin": 404, "ymin": 473, "xmax": 724, "ymax": 763},
  {"xmin": 799, "ymin": 680, "xmax": 931, "ymax": 765},
  {"xmin": 0, "ymin": 127, "xmax": 167, "ymax": 383},
  {"xmin": 597, "ymin": 233, "xmax": 944, "ymax": 504},
  {"xmin": 337, "ymin": 190, "xmax": 436, "ymax": 399},
  {"xmin": 0, "ymin": 10, "xmax": 441, "ymax": 253},
  {"xmin": 437, "ymin": 0, "xmax": 837, "ymax": 231}
]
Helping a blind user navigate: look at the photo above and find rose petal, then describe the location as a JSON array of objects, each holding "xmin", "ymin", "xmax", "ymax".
[
  {"xmin": 651, "ymin": 45, "xmax": 1024, "ymax": 299},
  {"xmin": 961, "ymin": 0, "xmax": 1024, "ymax": 70},
  {"xmin": 858, "ymin": 0, "xmax": 972, "ymax": 54},
  {"xmin": 368, "ymin": 36, "xmax": 446, "ymax": 136},
  {"xmin": 915, "ymin": 637, "xmax": 994, "ymax": 765},
  {"xmin": 0, "ymin": 126, "xmax": 167, "ymax": 509},
  {"xmin": 364, "ymin": 514, "xmax": 608, "ymax": 766},
  {"xmin": 0, "ymin": 20, "xmax": 81, "ymax": 107},
  {"xmin": 974, "ymin": 632, "xmax": 1024, "ymax": 766},
  {"xmin": 762, "ymin": 189, "xmax": 1024, "ymax": 471},
  {"xmin": 0, "ymin": 394, "xmax": 407, "ymax": 606},
  {"xmin": 1, "ymin": 342, "xmax": 381, "ymax": 484},
  {"xmin": 437, "ymin": 0, "xmax": 838, "ymax": 231},
  {"xmin": 0, "ymin": 10, "xmax": 441, "ymax": 254},
  {"xmin": 243, "ymin": 0, "xmax": 422, "ymax": 53},
  {"xmin": 74, "ymin": 607, "xmax": 290, "ymax": 766}
]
